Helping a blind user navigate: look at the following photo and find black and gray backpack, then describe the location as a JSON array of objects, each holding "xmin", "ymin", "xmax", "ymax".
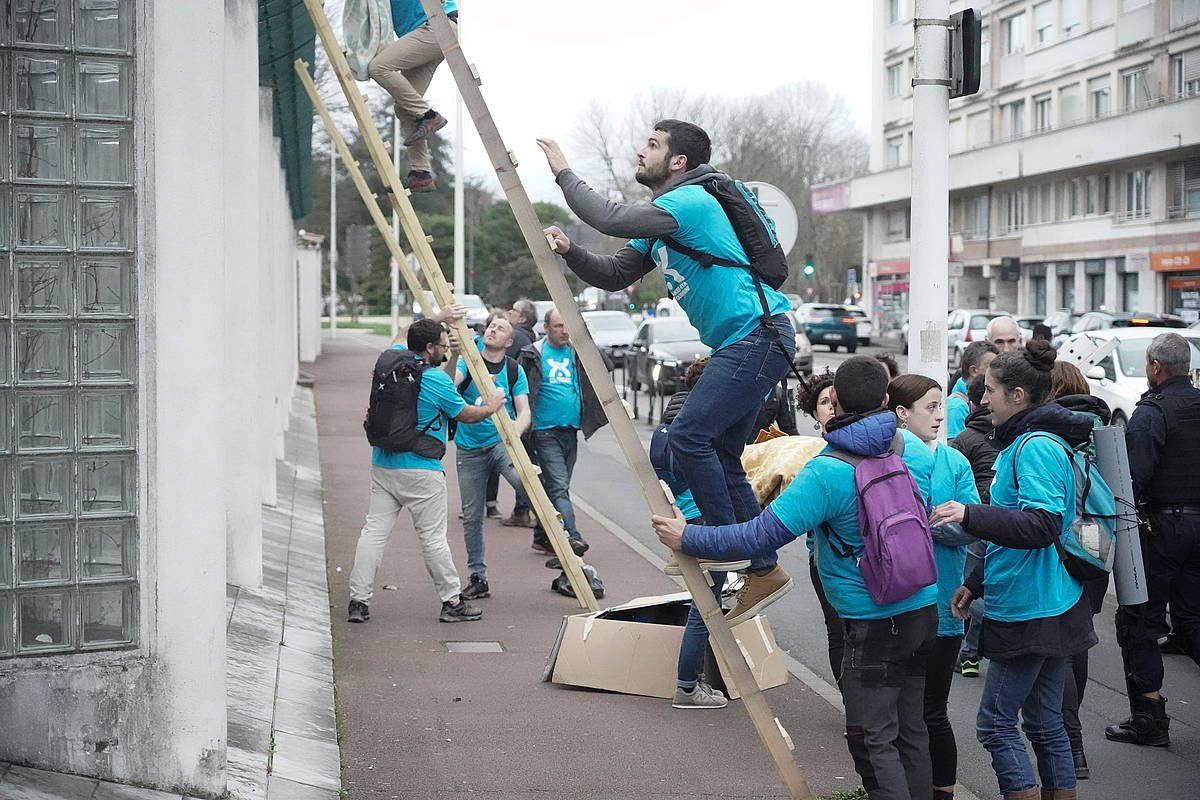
[{"xmin": 363, "ymin": 348, "xmax": 445, "ymax": 459}]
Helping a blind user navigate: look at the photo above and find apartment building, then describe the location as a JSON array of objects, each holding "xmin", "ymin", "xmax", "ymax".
[{"xmin": 838, "ymin": 0, "xmax": 1200, "ymax": 332}]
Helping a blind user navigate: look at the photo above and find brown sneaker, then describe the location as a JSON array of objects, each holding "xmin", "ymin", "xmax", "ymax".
[
  {"xmin": 406, "ymin": 170, "xmax": 436, "ymax": 193},
  {"xmin": 501, "ymin": 511, "xmax": 535, "ymax": 528},
  {"xmin": 725, "ymin": 565, "xmax": 793, "ymax": 625}
]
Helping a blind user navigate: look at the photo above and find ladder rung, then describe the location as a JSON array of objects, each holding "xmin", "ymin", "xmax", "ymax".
[
  {"xmin": 469, "ymin": 63, "xmax": 481, "ymax": 84},
  {"xmin": 425, "ymin": 234, "xmax": 434, "ymax": 243},
  {"xmin": 507, "ymin": 149, "xmax": 518, "ymax": 167}
]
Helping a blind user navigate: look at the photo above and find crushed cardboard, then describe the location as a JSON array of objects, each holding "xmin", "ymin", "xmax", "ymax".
[{"xmin": 543, "ymin": 591, "xmax": 788, "ymax": 700}]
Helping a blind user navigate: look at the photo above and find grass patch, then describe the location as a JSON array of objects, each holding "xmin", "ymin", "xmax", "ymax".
[
  {"xmin": 322, "ymin": 321, "xmax": 392, "ymax": 337},
  {"xmin": 821, "ymin": 789, "xmax": 867, "ymax": 800}
]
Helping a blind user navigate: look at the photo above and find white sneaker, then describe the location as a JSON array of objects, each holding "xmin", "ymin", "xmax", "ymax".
[
  {"xmin": 663, "ymin": 557, "xmax": 751, "ymax": 576},
  {"xmin": 672, "ymin": 681, "xmax": 728, "ymax": 709}
]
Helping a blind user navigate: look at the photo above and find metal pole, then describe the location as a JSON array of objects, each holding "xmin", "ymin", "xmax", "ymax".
[
  {"xmin": 392, "ymin": 117, "xmax": 402, "ymax": 340},
  {"xmin": 329, "ymin": 140, "xmax": 338, "ymax": 338},
  {"xmin": 453, "ymin": 2, "xmax": 466, "ymax": 293},
  {"xmin": 909, "ymin": 0, "xmax": 951, "ymax": 386}
]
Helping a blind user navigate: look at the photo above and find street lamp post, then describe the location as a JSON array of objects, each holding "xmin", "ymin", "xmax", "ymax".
[{"xmin": 329, "ymin": 140, "xmax": 338, "ymax": 338}]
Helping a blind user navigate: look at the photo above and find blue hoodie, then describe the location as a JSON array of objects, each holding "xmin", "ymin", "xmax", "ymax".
[
  {"xmin": 683, "ymin": 410, "xmax": 938, "ymax": 620},
  {"xmin": 946, "ymin": 376, "xmax": 970, "ymax": 438}
]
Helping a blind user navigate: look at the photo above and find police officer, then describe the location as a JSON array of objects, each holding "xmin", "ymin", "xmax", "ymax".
[{"xmin": 1107, "ymin": 332, "xmax": 1200, "ymax": 747}]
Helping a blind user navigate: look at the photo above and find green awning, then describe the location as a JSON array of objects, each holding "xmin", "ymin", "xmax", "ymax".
[{"xmin": 259, "ymin": 0, "xmax": 316, "ymax": 220}]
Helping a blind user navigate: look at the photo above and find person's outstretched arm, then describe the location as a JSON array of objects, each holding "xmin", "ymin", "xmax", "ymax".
[{"xmin": 544, "ymin": 226, "xmax": 656, "ymax": 291}]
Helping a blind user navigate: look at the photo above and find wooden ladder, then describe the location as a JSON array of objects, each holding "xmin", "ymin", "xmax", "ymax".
[
  {"xmin": 414, "ymin": 2, "xmax": 812, "ymax": 797},
  {"xmin": 295, "ymin": 4, "xmax": 598, "ymax": 612}
]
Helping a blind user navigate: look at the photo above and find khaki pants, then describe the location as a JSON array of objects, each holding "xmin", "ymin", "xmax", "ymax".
[
  {"xmin": 349, "ymin": 465, "xmax": 461, "ymax": 604},
  {"xmin": 367, "ymin": 20, "xmax": 457, "ymax": 174}
]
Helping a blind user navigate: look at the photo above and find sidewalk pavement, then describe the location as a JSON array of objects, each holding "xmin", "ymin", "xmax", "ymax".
[
  {"xmin": 314, "ymin": 332, "xmax": 861, "ymax": 800},
  {"xmin": 0, "ymin": 389, "xmax": 341, "ymax": 799}
]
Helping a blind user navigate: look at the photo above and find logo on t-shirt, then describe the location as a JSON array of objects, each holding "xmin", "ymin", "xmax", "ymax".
[
  {"xmin": 658, "ymin": 246, "xmax": 691, "ymax": 301},
  {"xmin": 547, "ymin": 357, "xmax": 572, "ymax": 383}
]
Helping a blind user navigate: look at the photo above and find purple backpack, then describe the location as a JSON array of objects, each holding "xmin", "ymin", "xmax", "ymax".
[{"xmin": 820, "ymin": 433, "xmax": 937, "ymax": 605}]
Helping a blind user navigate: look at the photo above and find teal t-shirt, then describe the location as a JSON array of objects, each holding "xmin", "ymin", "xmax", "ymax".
[
  {"xmin": 453, "ymin": 355, "xmax": 528, "ymax": 451},
  {"xmin": 983, "ymin": 432, "xmax": 1084, "ymax": 623},
  {"xmin": 929, "ymin": 442, "xmax": 980, "ymax": 636},
  {"xmin": 371, "ymin": 345, "xmax": 465, "ymax": 472},
  {"xmin": 946, "ymin": 377, "xmax": 970, "ymax": 439},
  {"xmin": 657, "ymin": 469, "xmax": 700, "ymax": 521},
  {"xmin": 630, "ymin": 185, "xmax": 790, "ymax": 352},
  {"xmin": 533, "ymin": 342, "xmax": 581, "ymax": 430},
  {"xmin": 769, "ymin": 434, "xmax": 938, "ymax": 620},
  {"xmin": 390, "ymin": 0, "xmax": 457, "ymax": 38}
]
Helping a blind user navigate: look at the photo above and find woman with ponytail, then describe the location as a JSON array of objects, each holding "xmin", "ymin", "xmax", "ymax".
[{"xmin": 929, "ymin": 340, "xmax": 1109, "ymax": 800}]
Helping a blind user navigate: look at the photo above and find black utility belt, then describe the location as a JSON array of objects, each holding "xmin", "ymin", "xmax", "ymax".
[{"xmin": 1149, "ymin": 504, "xmax": 1200, "ymax": 515}]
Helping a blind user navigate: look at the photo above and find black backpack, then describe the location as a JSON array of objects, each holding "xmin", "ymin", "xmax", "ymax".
[
  {"xmin": 447, "ymin": 356, "xmax": 518, "ymax": 441},
  {"xmin": 661, "ymin": 172, "xmax": 789, "ymax": 291},
  {"xmin": 363, "ymin": 348, "xmax": 446, "ymax": 460}
]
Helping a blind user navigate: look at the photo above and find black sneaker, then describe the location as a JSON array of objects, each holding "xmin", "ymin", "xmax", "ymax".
[
  {"xmin": 406, "ymin": 170, "xmax": 436, "ymax": 193},
  {"xmin": 462, "ymin": 573, "xmax": 490, "ymax": 600},
  {"xmin": 485, "ymin": 504, "xmax": 501, "ymax": 519},
  {"xmin": 569, "ymin": 536, "xmax": 589, "ymax": 556},
  {"xmin": 403, "ymin": 111, "xmax": 448, "ymax": 146},
  {"xmin": 544, "ymin": 556, "xmax": 561, "ymax": 570},
  {"xmin": 347, "ymin": 600, "xmax": 370, "ymax": 623},
  {"xmin": 439, "ymin": 595, "xmax": 483, "ymax": 623}
]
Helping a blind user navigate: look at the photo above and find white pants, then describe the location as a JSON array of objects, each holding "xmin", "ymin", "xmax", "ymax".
[{"xmin": 349, "ymin": 466, "xmax": 461, "ymax": 604}]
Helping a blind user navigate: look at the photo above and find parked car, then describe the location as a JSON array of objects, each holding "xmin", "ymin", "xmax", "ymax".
[
  {"xmin": 1054, "ymin": 310, "xmax": 1188, "ymax": 348},
  {"xmin": 577, "ymin": 286, "xmax": 628, "ymax": 312},
  {"xmin": 626, "ymin": 316, "xmax": 708, "ymax": 395},
  {"xmin": 1043, "ymin": 309, "xmax": 1079, "ymax": 339},
  {"xmin": 846, "ymin": 305, "xmax": 873, "ymax": 346},
  {"xmin": 411, "ymin": 291, "xmax": 490, "ymax": 331},
  {"xmin": 581, "ymin": 310, "xmax": 637, "ymax": 365},
  {"xmin": 947, "ymin": 309, "xmax": 1008, "ymax": 368},
  {"xmin": 1070, "ymin": 328, "xmax": 1200, "ymax": 426},
  {"xmin": 785, "ymin": 310, "xmax": 814, "ymax": 375},
  {"xmin": 795, "ymin": 303, "xmax": 859, "ymax": 352},
  {"xmin": 1014, "ymin": 315, "xmax": 1045, "ymax": 342}
]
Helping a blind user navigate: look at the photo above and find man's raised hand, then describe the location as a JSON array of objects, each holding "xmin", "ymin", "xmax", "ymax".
[
  {"xmin": 433, "ymin": 304, "xmax": 467, "ymax": 324},
  {"xmin": 536, "ymin": 138, "xmax": 571, "ymax": 176},
  {"xmin": 543, "ymin": 226, "xmax": 571, "ymax": 255}
]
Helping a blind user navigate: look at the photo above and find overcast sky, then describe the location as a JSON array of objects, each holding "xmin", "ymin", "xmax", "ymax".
[{"xmin": 331, "ymin": 1, "xmax": 872, "ymax": 203}]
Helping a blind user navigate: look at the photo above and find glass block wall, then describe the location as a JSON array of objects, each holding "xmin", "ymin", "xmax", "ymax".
[{"xmin": 0, "ymin": 0, "xmax": 138, "ymax": 657}]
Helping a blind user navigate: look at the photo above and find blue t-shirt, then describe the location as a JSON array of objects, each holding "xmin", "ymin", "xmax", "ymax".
[
  {"xmin": 984, "ymin": 432, "xmax": 1084, "ymax": 622},
  {"xmin": 533, "ymin": 342, "xmax": 581, "ymax": 430},
  {"xmin": 371, "ymin": 345, "xmax": 465, "ymax": 472},
  {"xmin": 390, "ymin": 0, "xmax": 457, "ymax": 38},
  {"xmin": 769, "ymin": 433, "xmax": 938, "ymax": 620},
  {"xmin": 453, "ymin": 355, "xmax": 528, "ymax": 451},
  {"xmin": 929, "ymin": 442, "xmax": 980, "ymax": 636},
  {"xmin": 630, "ymin": 185, "xmax": 790, "ymax": 352},
  {"xmin": 946, "ymin": 377, "xmax": 970, "ymax": 439}
]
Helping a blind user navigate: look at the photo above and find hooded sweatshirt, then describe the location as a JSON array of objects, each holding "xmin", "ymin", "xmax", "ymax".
[
  {"xmin": 951, "ymin": 405, "xmax": 999, "ymax": 503},
  {"xmin": 683, "ymin": 409, "xmax": 937, "ymax": 620},
  {"xmin": 960, "ymin": 402, "xmax": 1107, "ymax": 659}
]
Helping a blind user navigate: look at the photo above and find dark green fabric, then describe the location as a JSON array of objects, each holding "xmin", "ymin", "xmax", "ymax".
[{"xmin": 258, "ymin": 0, "xmax": 315, "ymax": 219}]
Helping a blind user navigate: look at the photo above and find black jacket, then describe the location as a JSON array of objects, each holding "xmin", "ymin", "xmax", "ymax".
[
  {"xmin": 506, "ymin": 324, "xmax": 536, "ymax": 360},
  {"xmin": 951, "ymin": 406, "xmax": 999, "ymax": 503},
  {"xmin": 518, "ymin": 340, "xmax": 612, "ymax": 440},
  {"xmin": 962, "ymin": 402, "xmax": 1099, "ymax": 660}
]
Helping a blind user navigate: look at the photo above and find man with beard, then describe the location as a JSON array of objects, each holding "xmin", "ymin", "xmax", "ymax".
[
  {"xmin": 347, "ymin": 318, "xmax": 504, "ymax": 625},
  {"xmin": 536, "ymin": 122, "xmax": 796, "ymax": 622}
]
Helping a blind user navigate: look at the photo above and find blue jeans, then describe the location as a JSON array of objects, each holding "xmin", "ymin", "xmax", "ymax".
[
  {"xmin": 532, "ymin": 427, "xmax": 580, "ymax": 540},
  {"xmin": 960, "ymin": 596, "xmax": 985, "ymax": 659},
  {"xmin": 456, "ymin": 441, "xmax": 521, "ymax": 581},
  {"xmin": 976, "ymin": 653, "xmax": 1076, "ymax": 794},
  {"xmin": 669, "ymin": 315, "xmax": 793, "ymax": 570},
  {"xmin": 677, "ymin": 570, "xmax": 726, "ymax": 688}
]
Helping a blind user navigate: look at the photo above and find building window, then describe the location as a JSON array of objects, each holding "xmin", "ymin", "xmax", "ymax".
[
  {"xmin": 1034, "ymin": 1, "xmax": 1055, "ymax": 45},
  {"xmin": 1088, "ymin": 75, "xmax": 1112, "ymax": 117},
  {"xmin": 1002, "ymin": 190, "xmax": 1025, "ymax": 234},
  {"xmin": 964, "ymin": 195, "xmax": 989, "ymax": 237},
  {"xmin": 967, "ymin": 110, "xmax": 991, "ymax": 147},
  {"xmin": 886, "ymin": 136, "xmax": 904, "ymax": 168},
  {"xmin": 1172, "ymin": 0, "xmax": 1200, "ymax": 28},
  {"xmin": 886, "ymin": 63, "xmax": 902, "ymax": 98},
  {"xmin": 1168, "ymin": 159, "xmax": 1200, "ymax": 218},
  {"xmin": 1034, "ymin": 94, "xmax": 1053, "ymax": 131},
  {"xmin": 1170, "ymin": 50, "xmax": 1200, "ymax": 98},
  {"xmin": 1032, "ymin": 276, "xmax": 1047, "ymax": 315},
  {"xmin": 888, "ymin": 0, "xmax": 902, "ymax": 24},
  {"xmin": 981, "ymin": 25, "xmax": 991, "ymax": 66},
  {"xmin": 1059, "ymin": 274, "xmax": 1077, "ymax": 310},
  {"xmin": 1098, "ymin": 173, "xmax": 1112, "ymax": 213},
  {"xmin": 1061, "ymin": 0, "xmax": 1086, "ymax": 37},
  {"xmin": 1004, "ymin": 13, "xmax": 1027, "ymax": 54},
  {"xmin": 1001, "ymin": 100, "xmax": 1026, "ymax": 138},
  {"xmin": 1039, "ymin": 184, "xmax": 1055, "ymax": 222},
  {"xmin": 1087, "ymin": 273, "xmax": 1106, "ymax": 310},
  {"xmin": 1059, "ymin": 83, "xmax": 1083, "ymax": 126},
  {"xmin": 886, "ymin": 208, "xmax": 910, "ymax": 242},
  {"xmin": 1121, "ymin": 271, "xmax": 1139, "ymax": 311},
  {"xmin": 1120, "ymin": 168, "xmax": 1153, "ymax": 221},
  {"xmin": 1, "ymin": 1, "xmax": 140, "ymax": 659},
  {"xmin": 1121, "ymin": 64, "xmax": 1153, "ymax": 110}
]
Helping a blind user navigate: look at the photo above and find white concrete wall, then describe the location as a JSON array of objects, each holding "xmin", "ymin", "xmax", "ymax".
[
  {"xmin": 298, "ymin": 248, "xmax": 324, "ymax": 362},
  {"xmin": 224, "ymin": 0, "xmax": 264, "ymax": 589}
]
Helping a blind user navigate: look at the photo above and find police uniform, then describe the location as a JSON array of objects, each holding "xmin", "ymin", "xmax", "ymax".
[{"xmin": 1107, "ymin": 374, "xmax": 1200, "ymax": 747}]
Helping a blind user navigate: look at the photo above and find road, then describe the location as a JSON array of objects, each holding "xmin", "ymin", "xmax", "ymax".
[{"xmin": 573, "ymin": 341, "xmax": 1200, "ymax": 800}]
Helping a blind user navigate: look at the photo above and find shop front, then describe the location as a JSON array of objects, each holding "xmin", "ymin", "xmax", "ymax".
[
  {"xmin": 872, "ymin": 259, "xmax": 910, "ymax": 333},
  {"xmin": 1152, "ymin": 250, "xmax": 1200, "ymax": 324}
]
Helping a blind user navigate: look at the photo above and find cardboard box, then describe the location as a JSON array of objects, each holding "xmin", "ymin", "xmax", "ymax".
[{"xmin": 543, "ymin": 591, "xmax": 789, "ymax": 699}]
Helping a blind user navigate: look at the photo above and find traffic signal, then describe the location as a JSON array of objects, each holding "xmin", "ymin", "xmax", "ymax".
[{"xmin": 802, "ymin": 253, "xmax": 815, "ymax": 277}]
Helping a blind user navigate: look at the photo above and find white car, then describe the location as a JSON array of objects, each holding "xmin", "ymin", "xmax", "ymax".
[
  {"xmin": 412, "ymin": 291, "xmax": 490, "ymax": 331},
  {"xmin": 1070, "ymin": 328, "xmax": 1200, "ymax": 426},
  {"xmin": 947, "ymin": 309, "xmax": 1010, "ymax": 368},
  {"xmin": 846, "ymin": 305, "xmax": 873, "ymax": 346}
]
